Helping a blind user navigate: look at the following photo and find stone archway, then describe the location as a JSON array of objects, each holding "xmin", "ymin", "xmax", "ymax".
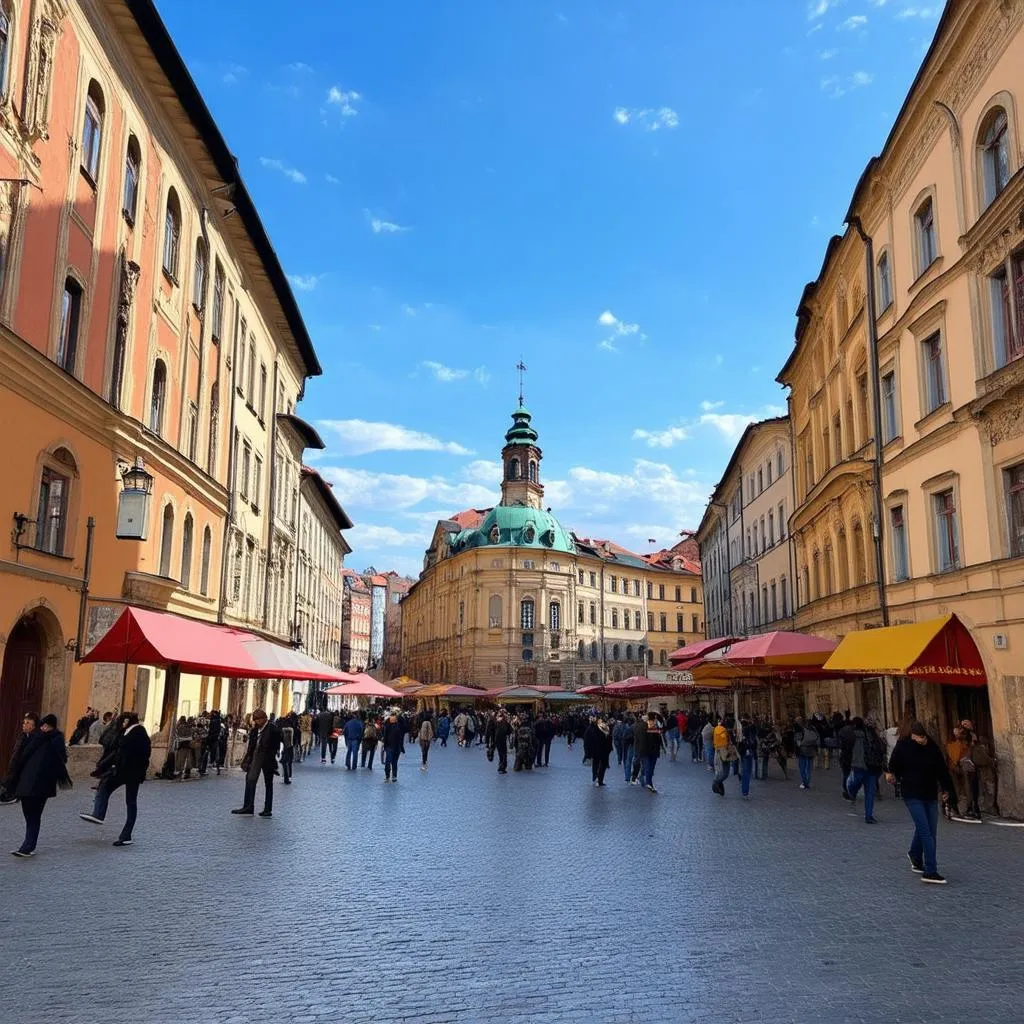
[{"xmin": 0, "ymin": 605, "xmax": 66, "ymax": 766}]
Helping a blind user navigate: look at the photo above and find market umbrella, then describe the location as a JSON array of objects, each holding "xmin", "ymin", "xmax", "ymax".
[
  {"xmin": 603, "ymin": 675, "xmax": 702, "ymax": 698},
  {"xmin": 387, "ymin": 675, "xmax": 425, "ymax": 691},
  {"xmin": 668, "ymin": 635, "xmax": 744, "ymax": 669},
  {"xmin": 496, "ymin": 686, "xmax": 547, "ymax": 703},
  {"xmin": 322, "ymin": 679, "xmax": 404, "ymax": 699},
  {"xmin": 414, "ymin": 684, "xmax": 489, "ymax": 699},
  {"xmin": 708, "ymin": 631, "xmax": 838, "ymax": 668},
  {"xmin": 542, "ymin": 690, "xmax": 590, "ymax": 703}
]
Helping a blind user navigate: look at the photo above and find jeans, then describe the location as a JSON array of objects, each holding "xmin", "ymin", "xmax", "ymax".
[
  {"xmin": 383, "ymin": 747, "xmax": 400, "ymax": 779},
  {"xmin": 623, "ymin": 745, "xmax": 635, "ymax": 782},
  {"xmin": 905, "ymin": 798, "xmax": 939, "ymax": 874},
  {"xmin": 666, "ymin": 727, "xmax": 679, "ymax": 757},
  {"xmin": 591, "ymin": 755, "xmax": 608, "ymax": 784},
  {"xmin": 535, "ymin": 739, "xmax": 552, "ymax": 766},
  {"xmin": 798, "ymin": 755, "xmax": 814, "ymax": 787},
  {"xmin": 690, "ymin": 738, "xmax": 702, "ymax": 761},
  {"xmin": 361, "ymin": 741, "xmax": 377, "ymax": 768},
  {"xmin": 740, "ymin": 754, "xmax": 754, "ymax": 796},
  {"xmin": 614, "ymin": 739, "xmax": 625, "ymax": 765},
  {"xmin": 321, "ymin": 736, "xmax": 338, "ymax": 762},
  {"xmin": 641, "ymin": 755, "xmax": 658, "ymax": 788},
  {"xmin": 345, "ymin": 739, "xmax": 360, "ymax": 769},
  {"xmin": 19, "ymin": 796, "xmax": 47, "ymax": 853},
  {"xmin": 847, "ymin": 768, "xmax": 877, "ymax": 820},
  {"xmin": 704, "ymin": 739, "xmax": 715, "ymax": 766},
  {"xmin": 242, "ymin": 765, "xmax": 275, "ymax": 812}
]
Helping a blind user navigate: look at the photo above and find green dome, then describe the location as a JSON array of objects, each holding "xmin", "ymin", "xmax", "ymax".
[
  {"xmin": 504, "ymin": 406, "xmax": 539, "ymax": 446},
  {"xmin": 450, "ymin": 505, "xmax": 575, "ymax": 555}
]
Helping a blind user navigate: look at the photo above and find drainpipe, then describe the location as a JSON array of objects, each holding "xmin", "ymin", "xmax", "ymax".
[
  {"xmin": 847, "ymin": 216, "xmax": 890, "ymax": 628},
  {"xmin": 217, "ymin": 299, "xmax": 241, "ymax": 624},
  {"xmin": 262, "ymin": 359, "xmax": 281, "ymax": 631},
  {"xmin": 74, "ymin": 516, "xmax": 95, "ymax": 660}
]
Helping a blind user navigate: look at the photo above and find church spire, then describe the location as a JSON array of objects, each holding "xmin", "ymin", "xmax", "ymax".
[{"xmin": 500, "ymin": 369, "xmax": 543, "ymax": 508}]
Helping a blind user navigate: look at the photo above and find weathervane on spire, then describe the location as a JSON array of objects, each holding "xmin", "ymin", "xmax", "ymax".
[{"xmin": 516, "ymin": 360, "xmax": 527, "ymax": 407}]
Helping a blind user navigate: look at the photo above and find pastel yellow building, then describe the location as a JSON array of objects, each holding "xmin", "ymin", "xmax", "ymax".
[{"xmin": 777, "ymin": 0, "xmax": 1024, "ymax": 813}]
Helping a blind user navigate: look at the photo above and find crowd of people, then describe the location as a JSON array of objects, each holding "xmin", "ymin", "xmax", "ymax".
[{"xmin": 0, "ymin": 696, "xmax": 999, "ymax": 883}]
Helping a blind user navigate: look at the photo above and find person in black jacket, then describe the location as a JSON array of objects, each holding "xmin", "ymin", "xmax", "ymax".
[
  {"xmin": 1, "ymin": 712, "xmax": 39, "ymax": 803},
  {"xmin": 493, "ymin": 712, "xmax": 511, "ymax": 774},
  {"xmin": 583, "ymin": 717, "xmax": 614, "ymax": 786},
  {"xmin": 9, "ymin": 714, "xmax": 70, "ymax": 857},
  {"xmin": 79, "ymin": 712, "xmax": 151, "ymax": 846},
  {"xmin": 886, "ymin": 721, "xmax": 955, "ymax": 884},
  {"xmin": 233, "ymin": 710, "xmax": 282, "ymax": 816},
  {"xmin": 317, "ymin": 708, "xmax": 337, "ymax": 765},
  {"xmin": 533, "ymin": 714, "xmax": 555, "ymax": 768},
  {"xmin": 380, "ymin": 709, "xmax": 406, "ymax": 782}
]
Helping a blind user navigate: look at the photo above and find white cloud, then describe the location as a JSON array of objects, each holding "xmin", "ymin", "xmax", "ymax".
[
  {"xmin": 819, "ymin": 48, "xmax": 839, "ymax": 59},
  {"xmin": 319, "ymin": 466, "xmax": 493, "ymax": 512},
  {"xmin": 259, "ymin": 157, "xmax": 306, "ymax": 184},
  {"xmin": 896, "ymin": 6, "xmax": 939, "ymax": 18},
  {"xmin": 318, "ymin": 419, "xmax": 473, "ymax": 456},
  {"xmin": 699, "ymin": 412, "xmax": 759, "ymax": 441},
  {"xmin": 613, "ymin": 106, "xmax": 679, "ymax": 131},
  {"xmin": 370, "ymin": 217, "xmax": 410, "ymax": 234},
  {"xmin": 347, "ymin": 523, "xmax": 431, "ymax": 550},
  {"xmin": 631, "ymin": 425, "xmax": 690, "ymax": 448},
  {"xmin": 463, "ymin": 460, "xmax": 501, "ymax": 485},
  {"xmin": 326, "ymin": 86, "xmax": 362, "ymax": 116},
  {"xmin": 420, "ymin": 361, "xmax": 490, "ymax": 384},
  {"xmin": 597, "ymin": 339, "xmax": 619, "ymax": 353},
  {"xmin": 700, "ymin": 400, "xmax": 724, "ymax": 412},
  {"xmin": 401, "ymin": 304, "xmax": 417, "ymax": 317},
  {"xmin": 840, "ymin": 14, "xmax": 868, "ymax": 29},
  {"xmin": 325, "ymin": 173, "xmax": 341, "ymax": 185},
  {"xmin": 821, "ymin": 71, "xmax": 874, "ymax": 98},
  {"xmin": 850, "ymin": 70, "xmax": 874, "ymax": 86},
  {"xmin": 287, "ymin": 273, "xmax": 324, "ymax": 292},
  {"xmin": 596, "ymin": 309, "xmax": 644, "ymax": 352},
  {"xmin": 564, "ymin": 460, "xmax": 709, "ymax": 518},
  {"xmin": 808, "ymin": 0, "xmax": 836, "ymax": 18},
  {"xmin": 222, "ymin": 63, "xmax": 248, "ymax": 85}
]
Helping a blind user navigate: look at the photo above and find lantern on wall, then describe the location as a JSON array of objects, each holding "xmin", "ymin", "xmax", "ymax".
[{"xmin": 116, "ymin": 458, "xmax": 154, "ymax": 540}]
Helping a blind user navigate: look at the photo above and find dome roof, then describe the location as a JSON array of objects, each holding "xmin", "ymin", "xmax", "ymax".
[
  {"xmin": 504, "ymin": 406, "xmax": 539, "ymax": 446},
  {"xmin": 450, "ymin": 504, "xmax": 575, "ymax": 555}
]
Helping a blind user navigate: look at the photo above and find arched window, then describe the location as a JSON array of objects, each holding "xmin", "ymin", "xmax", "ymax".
[
  {"xmin": 200, "ymin": 525, "xmax": 212, "ymax": 596},
  {"xmin": 836, "ymin": 530, "xmax": 850, "ymax": 591},
  {"xmin": 158, "ymin": 503, "xmax": 174, "ymax": 577},
  {"xmin": 488, "ymin": 594, "xmax": 502, "ymax": 627},
  {"xmin": 823, "ymin": 545, "xmax": 834, "ymax": 597},
  {"xmin": 520, "ymin": 598, "xmax": 534, "ymax": 629},
  {"xmin": 180, "ymin": 513, "xmax": 194, "ymax": 589},
  {"xmin": 207, "ymin": 382, "xmax": 219, "ymax": 476},
  {"xmin": 577, "ymin": 640, "xmax": 585, "ymax": 659},
  {"xmin": 0, "ymin": 7, "xmax": 10, "ymax": 98},
  {"xmin": 914, "ymin": 196, "xmax": 937, "ymax": 275},
  {"xmin": 508, "ymin": 457, "xmax": 520, "ymax": 480},
  {"xmin": 163, "ymin": 188, "xmax": 181, "ymax": 279},
  {"xmin": 612, "ymin": 643, "xmax": 620, "ymax": 661},
  {"xmin": 659, "ymin": 648, "xmax": 667, "ymax": 666},
  {"xmin": 590, "ymin": 672, "xmax": 598, "ymax": 684},
  {"xmin": 549, "ymin": 602, "xmax": 560, "ymax": 630},
  {"xmin": 852, "ymin": 521, "xmax": 867, "ymax": 585},
  {"xmin": 193, "ymin": 238, "xmax": 208, "ymax": 310},
  {"xmin": 590, "ymin": 641, "xmax": 598, "ymax": 660},
  {"xmin": 528, "ymin": 460, "xmax": 537, "ymax": 482},
  {"xmin": 611, "ymin": 608, "xmax": 618, "ymax": 628},
  {"xmin": 149, "ymin": 359, "xmax": 166, "ymax": 434},
  {"xmin": 57, "ymin": 277, "xmax": 83, "ymax": 373},
  {"xmin": 123, "ymin": 134, "xmax": 141, "ymax": 223},
  {"xmin": 81, "ymin": 80, "xmax": 104, "ymax": 181},
  {"xmin": 979, "ymin": 107, "xmax": 1010, "ymax": 209},
  {"xmin": 36, "ymin": 447, "xmax": 77, "ymax": 556},
  {"xmin": 626, "ymin": 644, "xmax": 633, "ymax": 661}
]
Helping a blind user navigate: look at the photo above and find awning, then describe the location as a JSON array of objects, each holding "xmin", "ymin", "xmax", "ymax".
[
  {"xmin": 413, "ymin": 684, "xmax": 489, "ymax": 699},
  {"xmin": 81, "ymin": 606, "xmax": 350, "ymax": 681},
  {"xmin": 709, "ymin": 630, "xmax": 838, "ymax": 668},
  {"xmin": 668, "ymin": 635, "xmax": 743, "ymax": 668},
  {"xmin": 323, "ymin": 679, "xmax": 404, "ymax": 699},
  {"xmin": 822, "ymin": 614, "xmax": 986, "ymax": 687}
]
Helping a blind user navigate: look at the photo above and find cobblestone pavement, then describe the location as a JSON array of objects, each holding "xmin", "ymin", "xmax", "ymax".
[{"xmin": 1, "ymin": 738, "xmax": 1022, "ymax": 1024}]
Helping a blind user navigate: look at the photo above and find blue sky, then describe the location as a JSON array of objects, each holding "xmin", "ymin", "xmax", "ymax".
[{"xmin": 161, "ymin": 0, "xmax": 942, "ymax": 576}]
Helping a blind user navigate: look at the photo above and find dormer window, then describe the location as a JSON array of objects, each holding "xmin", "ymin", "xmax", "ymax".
[
  {"xmin": 489, "ymin": 524, "xmax": 500, "ymax": 544},
  {"xmin": 523, "ymin": 523, "xmax": 536, "ymax": 543}
]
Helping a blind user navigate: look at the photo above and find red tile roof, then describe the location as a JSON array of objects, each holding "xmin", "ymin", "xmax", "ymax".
[{"xmin": 449, "ymin": 508, "xmax": 491, "ymax": 529}]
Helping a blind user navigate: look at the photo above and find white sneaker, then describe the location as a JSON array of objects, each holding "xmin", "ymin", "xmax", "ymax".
[{"xmin": 799, "ymin": 784, "xmax": 807, "ymax": 789}]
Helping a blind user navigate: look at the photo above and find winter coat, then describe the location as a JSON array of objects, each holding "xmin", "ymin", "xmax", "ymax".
[
  {"xmin": 632, "ymin": 719, "xmax": 648, "ymax": 758},
  {"xmin": 381, "ymin": 720, "xmax": 406, "ymax": 754},
  {"xmin": 343, "ymin": 717, "xmax": 365, "ymax": 743},
  {"xmin": 437, "ymin": 716, "xmax": 451, "ymax": 739},
  {"xmin": 113, "ymin": 724, "xmax": 152, "ymax": 785},
  {"xmin": 583, "ymin": 724, "xmax": 613, "ymax": 762},
  {"xmin": 418, "ymin": 720, "xmax": 435, "ymax": 743},
  {"xmin": 795, "ymin": 725, "xmax": 820, "ymax": 758},
  {"xmin": 11, "ymin": 729, "xmax": 68, "ymax": 800}
]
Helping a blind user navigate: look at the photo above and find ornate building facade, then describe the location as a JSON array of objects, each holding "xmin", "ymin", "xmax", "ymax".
[
  {"xmin": 777, "ymin": 0, "xmax": 1024, "ymax": 812},
  {"xmin": 400, "ymin": 405, "xmax": 704, "ymax": 689}
]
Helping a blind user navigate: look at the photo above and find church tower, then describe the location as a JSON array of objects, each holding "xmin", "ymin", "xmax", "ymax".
[{"xmin": 500, "ymin": 406, "xmax": 544, "ymax": 509}]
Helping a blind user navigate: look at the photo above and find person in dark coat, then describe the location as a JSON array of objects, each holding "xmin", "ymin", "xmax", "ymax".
[
  {"xmin": 79, "ymin": 711, "xmax": 151, "ymax": 845},
  {"xmin": 584, "ymin": 717, "xmax": 614, "ymax": 786},
  {"xmin": 317, "ymin": 708, "xmax": 337, "ymax": 764},
  {"xmin": 233, "ymin": 710, "xmax": 281, "ymax": 816},
  {"xmin": 533, "ymin": 714, "xmax": 555, "ymax": 768},
  {"xmin": 9, "ymin": 714, "xmax": 70, "ymax": 857},
  {"xmin": 513, "ymin": 717, "xmax": 535, "ymax": 772},
  {"xmin": 630, "ymin": 714, "xmax": 647, "ymax": 784},
  {"xmin": 493, "ymin": 712, "xmax": 511, "ymax": 774},
  {"xmin": 380, "ymin": 709, "xmax": 406, "ymax": 782},
  {"xmin": 343, "ymin": 714, "xmax": 364, "ymax": 770},
  {"xmin": 1, "ymin": 712, "xmax": 39, "ymax": 803}
]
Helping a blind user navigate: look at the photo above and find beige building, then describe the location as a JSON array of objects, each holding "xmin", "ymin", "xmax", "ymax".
[
  {"xmin": 698, "ymin": 417, "xmax": 796, "ymax": 638},
  {"xmin": 776, "ymin": 0, "xmax": 1024, "ymax": 813}
]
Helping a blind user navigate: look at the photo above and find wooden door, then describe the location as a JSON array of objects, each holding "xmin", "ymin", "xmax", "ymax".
[{"xmin": 0, "ymin": 618, "xmax": 45, "ymax": 767}]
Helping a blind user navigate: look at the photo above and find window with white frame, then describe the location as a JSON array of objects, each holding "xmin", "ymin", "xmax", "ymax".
[
  {"xmin": 915, "ymin": 197, "xmax": 937, "ymax": 275},
  {"xmin": 979, "ymin": 107, "xmax": 1010, "ymax": 210},
  {"xmin": 921, "ymin": 332, "xmax": 946, "ymax": 412},
  {"xmin": 890, "ymin": 504, "xmax": 909, "ymax": 581},
  {"xmin": 549, "ymin": 602, "xmax": 560, "ymax": 631},
  {"xmin": 520, "ymin": 599, "xmax": 535, "ymax": 630},
  {"xmin": 877, "ymin": 250, "xmax": 893, "ymax": 310},
  {"xmin": 163, "ymin": 189, "xmax": 181, "ymax": 279},
  {"xmin": 989, "ymin": 252, "xmax": 1024, "ymax": 370},
  {"xmin": 932, "ymin": 488, "xmax": 959, "ymax": 572},
  {"xmin": 81, "ymin": 82, "xmax": 104, "ymax": 182},
  {"xmin": 881, "ymin": 370, "xmax": 898, "ymax": 442}
]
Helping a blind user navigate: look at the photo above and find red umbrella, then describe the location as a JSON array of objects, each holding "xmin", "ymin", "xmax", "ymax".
[
  {"xmin": 322, "ymin": 679, "xmax": 403, "ymax": 699},
  {"xmin": 668, "ymin": 636, "xmax": 743, "ymax": 667},
  {"xmin": 713, "ymin": 631, "xmax": 837, "ymax": 668}
]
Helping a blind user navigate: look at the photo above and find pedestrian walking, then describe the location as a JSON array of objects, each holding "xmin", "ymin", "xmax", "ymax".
[
  {"xmin": 886, "ymin": 721, "xmax": 955, "ymax": 884},
  {"xmin": 584, "ymin": 716, "xmax": 613, "ymax": 786},
  {"xmin": 711, "ymin": 717, "xmax": 733, "ymax": 796},
  {"xmin": 317, "ymin": 707, "xmax": 336, "ymax": 764},
  {"xmin": 629, "ymin": 713, "xmax": 646, "ymax": 784},
  {"xmin": 418, "ymin": 714, "xmax": 435, "ymax": 771},
  {"xmin": 381, "ymin": 709, "xmax": 406, "ymax": 782},
  {"xmin": 343, "ymin": 714, "xmax": 364, "ymax": 771},
  {"xmin": 738, "ymin": 716, "xmax": 757, "ymax": 799},
  {"xmin": 493, "ymin": 711, "xmax": 511, "ymax": 774},
  {"xmin": 361, "ymin": 718, "xmax": 379, "ymax": 769},
  {"xmin": 794, "ymin": 717, "xmax": 820, "ymax": 789},
  {"xmin": 232, "ymin": 710, "xmax": 281, "ymax": 817},
  {"xmin": 8, "ymin": 714, "xmax": 71, "ymax": 857},
  {"xmin": 278, "ymin": 715, "xmax": 296, "ymax": 785},
  {"xmin": 701, "ymin": 718, "xmax": 715, "ymax": 772},
  {"xmin": 639, "ymin": 713, "xmax": 663, "ymax": 792},
  {"xmin": 844, "ymin": 716, "xmax": 886, "ymax": 823},
  {"xmin": 437, "ymin": 713, "xmax": 451, "ymax": 747},
  {"xmin": 79, "ymin": 711, "xmax": 151, "ymax": 845},
  {"xmin": 1, "ymin": 713, "xmax": 39, "ymax": 804}
]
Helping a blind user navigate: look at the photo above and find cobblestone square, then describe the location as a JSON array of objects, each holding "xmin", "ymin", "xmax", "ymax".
[{"xmin": 1, "ymin": 740, "xmax": 1021, "ymax": 1024}]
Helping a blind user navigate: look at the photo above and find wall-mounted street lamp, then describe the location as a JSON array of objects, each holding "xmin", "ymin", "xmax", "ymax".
[{"xmin": 116, "ymin": 458, "xmax": 154, "ymax": 541}]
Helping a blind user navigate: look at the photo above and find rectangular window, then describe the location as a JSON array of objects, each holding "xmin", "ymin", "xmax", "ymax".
[
  {"xmin": 881, "ymin": 371, "xmax": 898, "ymax": 442},
  {"xmin": 123, "ymin": 149, "xmax": 139, "ymax": 223},
  {"xmin": 767, "ymin": 512, "xmax": 774, "ymax": 546},
  {"xmin": 647, "ymin": 612, "xmax": 654, "ymax": 632},
  {"xmin": 634, "ymin": 610, "xmax": 642, "ymax": 630},
  {"xmin": 577, "ymin": 601, "xmax": 584, "ymax": 624},
  {"xmin": 549, "ymin": 603, "xmax": 560, "ymax": 631},
  {"xmin": 81, "ymin": 95, "xmax": 102, "ymax": 181},
  {"xmin": 753, "ymin": 523, "xmax": 758, "ymax": 554},
  {"xmin": 878, "ymin": 251, "xmax": 893, "ymax": 310},
  {"xmin": 259, "ymin": 364, "xmax": 267, "ymax": 421},
  {"xmin": 780, "ymin": 578, "xmax": 788, "ymax": 618},
  {"xmin": 770, "ymin": 582, "xmax": 777, "ymax": 621},
  {"xmin": 609, "ymin": 575, "xmax": 617, "ymax": 593},
  {"xmin": 187, "ymin": 402, "xmax": 199, "ymax": 462},
  {"xmin": 253, "ymin": 455, "xmax": 263, "ymax": 505},
  {"xmin": 833, "ymin": 415, "xmax": 842, "ymax": 462},
  {"xmin": 578, "ymin": 569, "xmax": 584, "ymax": 584},
  {"xmin": 691, "ymin": 614, "xmax": 698, "ymax": 632},
  {"xmin": 675, "ymin": 586, "xmax": 681, "ymax": 602},
  {"xmin": 57, "ymin": 280, "xmax": 82, "ymax": 373},
  {"xmin": 891, "ymin": 504, "xmax": 909, "ymax": 581},
  {"xmin": 933, "ymin": 489, "xmax": 959, "ymax": 572},
  {"xmin": 247, "ymin": 341, "xmax": 257, "ymax": 403},
  {"xmin": 211, "ymin": 263, "xmax": 225, "ymax": 342},
  {"xmin": 589, "ymin": 602, "xmax": 596, "ymax": 625},
  {"xmin": 241, "ymin": 442, "xmax": 251, "ymax": 499},
  {"xmin": 236, "ymin": 318, "xmax": 247, "ymax": 395},
  {"xmin": 916, "ymin": 198, "xmax": 937, "ymax": 274},
  {"xmin": 646, "ymin": 581, "xmax": 653, "ymax": 599},
  {"xmin": 676, "ymin": 613, "xmax": 683, "ymax": 633},
  {"xmin": 589, "ymin": 572, "xmax": 596, "ymax": 588},
  {"xmin": 690, "ymin": 587, "xmax": 697, "ymax": 603},
  {"xmin": 658, "ymin": 584, "xmax": 665, "ymax": 600},
  {"xmin": 520, "ymin": 601, "xmax": 535, "ymax": 629},
  {"xmin": 659, "ymin": 613, "xmax": 667, "ymax": 632},
  {"xmin": 611, "ymin": 609, "xmax": 618, "ymax": 629},
  {"xmin": 778, "ymin": 502, "xmax": 786, "ymax": 540},
  {"xmin": 922, "ymin": 332, "xmax": 946, "ymax": 412},
  {"xmin": 1006, "ymin": 465, "xmax": 1024, "ymax": 558},
  {"xmin": 36, "ymin": 468, "xmax": 68, "ymax": 555},
  {"xmin": 634, "ymin": 579, "xmax": 641, "ymax": 596}
]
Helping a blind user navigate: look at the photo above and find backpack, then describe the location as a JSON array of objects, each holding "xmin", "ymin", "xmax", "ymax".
[{"xmin": 863, "ymin": 729, "xmax": 886, "ymax": 772}]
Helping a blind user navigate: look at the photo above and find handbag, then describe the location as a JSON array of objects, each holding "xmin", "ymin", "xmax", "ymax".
[{"xmin": 724, "ymin": 744, "xmax": 740, "ymax": 763}]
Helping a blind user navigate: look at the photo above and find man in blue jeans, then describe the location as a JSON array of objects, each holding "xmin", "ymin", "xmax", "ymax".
[
  {"xmin": 640, "ymin": 713, "xmax": 663, "ymax": 792},
  {"xmin": 793, "ymin": 717, "xmax": 820, "ymax": 789},
  {"xmin": 886, "ymin": 721, "xmax": 955, "ymax": 885},
  {"xmin": 343, "ymin": 714, "xmax": 364, "ymax": 770},
  {"xmin": 844, "ymin": 716, "xmax": 884, "ymax": 823}
]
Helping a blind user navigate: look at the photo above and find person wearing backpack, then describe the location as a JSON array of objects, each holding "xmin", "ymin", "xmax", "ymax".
[
  {"xmin": 793, "ymin": 717, "xmax": 820, "ymax": 790},
  {"xmin": 844, "ymin": 716, "xmax": 885, "ymax": 823}
]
